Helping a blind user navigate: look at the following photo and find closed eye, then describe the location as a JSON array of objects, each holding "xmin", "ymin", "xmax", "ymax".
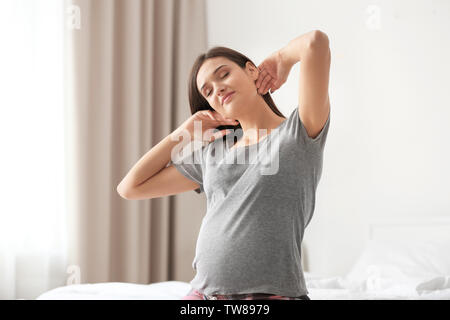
[{"xmin": 206, "ymin": 72, "xmax": 229, "ymax": 97}]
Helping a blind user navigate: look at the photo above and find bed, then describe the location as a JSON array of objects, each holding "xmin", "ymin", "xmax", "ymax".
[{"xmin": 37, "ymin": 218, "xmax": 450, "ymax": 300}]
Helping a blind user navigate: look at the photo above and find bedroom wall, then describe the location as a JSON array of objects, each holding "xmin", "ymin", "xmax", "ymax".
[{"xmin": 205, "ymin": 0, "xmax": 450, "ymax": 277}]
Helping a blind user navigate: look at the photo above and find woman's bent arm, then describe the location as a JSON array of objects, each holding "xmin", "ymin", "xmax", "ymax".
[
  {"xmin": 116, "ymin": 129, "xmax": 189, "ymax": 198},
  {"xmin": 119, "ymin": 164, "xmax": 201, "ymax": 200},
  {"xmin": 117, "ymin": 109, "xmax": 235, "ymax": 199}
]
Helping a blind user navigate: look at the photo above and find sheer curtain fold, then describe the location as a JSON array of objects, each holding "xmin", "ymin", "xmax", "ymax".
[
  {"xmin": 0, "ymin": 0, "xmax": 66, "ymax": 300},
  {"xmin": 65, "ymin": 0, "xmax": 208, "ymax": 287}
]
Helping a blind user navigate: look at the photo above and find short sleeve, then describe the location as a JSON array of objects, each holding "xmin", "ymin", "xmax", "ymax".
[
  {"xmin": 170, "ymin": 142, "xmax": 205, "ymax": 194},
  {"xmin": 286, "ymin": 106, "xmax": 330, "ymax": 152}
]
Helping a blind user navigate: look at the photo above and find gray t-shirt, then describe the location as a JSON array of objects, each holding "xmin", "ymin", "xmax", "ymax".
[{"xmin": 171, "ymin": 106, "xmax": 330, "ymax": 297}]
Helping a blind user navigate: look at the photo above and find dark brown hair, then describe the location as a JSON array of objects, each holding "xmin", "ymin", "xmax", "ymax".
[{"xmin": 188, "ymin": 46, "xmax": 285, "ymax": 142}]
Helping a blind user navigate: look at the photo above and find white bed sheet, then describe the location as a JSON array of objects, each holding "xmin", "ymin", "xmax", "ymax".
[
  {"xmin": 305, "ymin": 272, "xmax": 450, "ymax": 300},
  {"xmin": 36, "ymin": 272, "xmax": 450, "ymax": 300},
  {"xmin": 36, "ymin": 281, "xmax": 192, "ymax": 300}
]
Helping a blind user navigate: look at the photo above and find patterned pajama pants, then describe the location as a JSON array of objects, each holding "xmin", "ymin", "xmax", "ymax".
[{"xmin": 181, "ymin": 288, "xmax": 310, "ymax": 300}]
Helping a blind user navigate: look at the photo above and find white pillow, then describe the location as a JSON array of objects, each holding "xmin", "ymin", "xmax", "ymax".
[
  {"xmin": 345, "ymin": 238, "xmax": 450, "ymax": 293},
  {"xmin": 347, "ymin": 238, "xmax": 450, "ymax": 280}
]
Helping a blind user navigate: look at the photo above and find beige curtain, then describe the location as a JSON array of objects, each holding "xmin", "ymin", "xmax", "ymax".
[{"xmin": 65, "ymin": 0, "xmax": 207, "ymax": 284}]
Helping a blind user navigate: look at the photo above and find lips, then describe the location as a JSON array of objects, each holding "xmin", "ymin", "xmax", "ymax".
[{"xmin": 222, "ymin": 92, "xmax": 235, "ymax": 105}]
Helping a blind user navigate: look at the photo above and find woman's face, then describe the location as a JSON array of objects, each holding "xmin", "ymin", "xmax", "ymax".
[{"xmin": 196, "ymin": 57, "xmax": 260, "ymax": 118}]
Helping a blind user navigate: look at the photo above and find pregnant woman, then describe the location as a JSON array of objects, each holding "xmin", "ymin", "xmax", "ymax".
[{"xmin": 117, "ymin": 30, "xmax": 331, "ymax": 300}]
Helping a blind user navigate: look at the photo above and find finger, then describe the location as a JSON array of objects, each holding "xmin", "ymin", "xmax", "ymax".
[
  {"xmin": 211, "ymin": 111, "xmax": 225, "ymax": 121},
  {"xmin": 259, "ymin": 75, "xmax": 272, "ymax": 94},
  {"xmin": 217, "ymin": 119, "xmax": 239, "ymax": 126},
  {"xmin": 256, "ymin": 69, "xmax": 268, "ymax": 89},
  {"xmin": 265, "ymin": 79, "xmax": 276, "ymax": 94},
  {"xmin": 272, "ymin": 84, "xmax": 280, "ymax": 93},
  {"xmin": 201, "ymin": 110, "xmax": 213, "ymax": 120},
  {"xmin": 270, "ymin": 79, "xmax": 277, "ymax": 93},
  {"xmin": 212, "ymin": 112, "xmax": 236, "ymax": 125},
  {"xmin": 215, "ymin": 112, "xmax": 233, "ymax": 123},
  {"xmin": 263, "ymin": 79, "xmax": 272, "ymax": 94},
  {"xmin": 204, "ymin": 110, "xmax": 217, "ymax": 121},
  {"xmin": 258, "ymin": 75, "xmax": 270, "ymax": 94},
  {"xmin": 223, "ymin": 119, "xmax": 239, "ymax": 125},
  {"xmin": 257, "ymin": 65, "xmax": 264, "ymax": 75},
  {"xmin": 222, "ymin": 117, "xmax": 239, "ymax": 124}
]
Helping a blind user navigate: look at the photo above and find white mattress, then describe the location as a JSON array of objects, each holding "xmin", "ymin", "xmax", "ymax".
[
  {"xmin": 37, "ymin": 281, "xmax": 192, "ymax": 300},
  {"xmin": 36, "ymin": 272, "xmax": 450, "ymax": 300}
]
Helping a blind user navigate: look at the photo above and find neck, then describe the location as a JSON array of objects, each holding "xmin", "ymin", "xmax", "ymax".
[{"xmin": 234, "ymin": 97, "xmax": 285, "ymax": 143}]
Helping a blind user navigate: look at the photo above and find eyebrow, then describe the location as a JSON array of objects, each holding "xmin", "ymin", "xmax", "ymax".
[{"xmin": 200, "ymin": 64, "xmax": 228, "ymax": 93}]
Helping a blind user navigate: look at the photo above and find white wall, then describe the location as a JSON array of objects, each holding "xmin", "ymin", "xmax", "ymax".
[{"xmin": 205, "ymin": 0, "xmax": 450, "ymax": 277}]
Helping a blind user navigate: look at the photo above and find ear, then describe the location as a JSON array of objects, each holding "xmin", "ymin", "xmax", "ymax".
[{"xmin": 245, "ymin": 61, "xmax": 259, "ymax": 80}]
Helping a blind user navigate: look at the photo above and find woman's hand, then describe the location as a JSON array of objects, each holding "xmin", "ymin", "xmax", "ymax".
[
  {"xmin": 173, "ymin": 110, "xmax": 238, "ymax": 143},
  {"xmin": 256, "ymin": 49, "xmax": 293, "ymax": 95}
]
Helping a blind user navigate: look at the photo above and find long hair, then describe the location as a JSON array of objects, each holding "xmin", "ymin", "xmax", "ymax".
[{"xmin": 188, "ymin": 46, "xmax": 285, "ymax": 143}]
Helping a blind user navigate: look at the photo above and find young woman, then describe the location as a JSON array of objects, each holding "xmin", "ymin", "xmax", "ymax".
[{"xmin": 117, "ymin": 30, "xmax": 331, "ymax": 300}]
